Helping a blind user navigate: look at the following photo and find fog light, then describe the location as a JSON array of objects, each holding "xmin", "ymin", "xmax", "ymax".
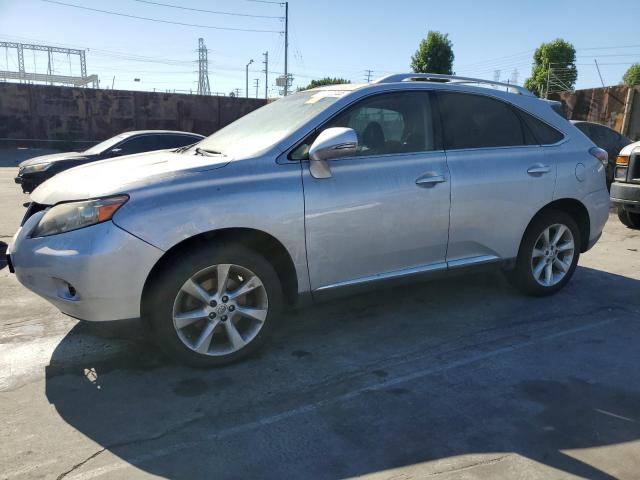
[{"xmin": 67, "ymin": 284, "xmax": 77, "ymax": 297}]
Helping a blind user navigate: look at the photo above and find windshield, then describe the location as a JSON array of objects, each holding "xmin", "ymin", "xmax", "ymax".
[
  {"xmin": 84, "ymin": 134, "xmax": 129, "ymax": 155},
  {"xmin": 196, "ymin": 89, "xmax": 349, "ymax": 158}
]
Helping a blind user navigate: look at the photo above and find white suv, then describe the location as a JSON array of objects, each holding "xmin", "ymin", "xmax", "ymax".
[{"xmin": 8, "ymin": 73, "xmax": 610, "ymax": 366}]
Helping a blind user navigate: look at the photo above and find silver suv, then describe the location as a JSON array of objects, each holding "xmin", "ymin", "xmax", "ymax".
[{"xmin": 8, "ymin": 74, "xmax": 610, "ymax": 366}]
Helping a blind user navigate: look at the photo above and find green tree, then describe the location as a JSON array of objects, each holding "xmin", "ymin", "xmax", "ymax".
[
  {"xmin": 524, "ymin": 39, "xmax": 577, "ymax": 97},
  {"xmin": 302, "ymin": 77, "xmax": 350, "ymax": 90},
  {"xmin": 411, "ymin": 31, "xmax": 454, "ymax": 74},
  {"xmin": 623, "ymin": 64, "xmax": 640, "ymax": 87}
]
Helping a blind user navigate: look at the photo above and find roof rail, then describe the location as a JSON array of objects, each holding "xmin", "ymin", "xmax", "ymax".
[{"xmin": 374, "ymin": 73, "xmax": 534, "ymax": 96}]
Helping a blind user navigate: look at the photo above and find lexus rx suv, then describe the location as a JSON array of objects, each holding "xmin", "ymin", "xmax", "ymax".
[{"xmin": 8, "ymin": 74, "xmax": 610, "ymax": 366}]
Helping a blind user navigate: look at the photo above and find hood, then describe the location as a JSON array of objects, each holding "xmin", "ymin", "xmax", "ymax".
[
  {"xmin": 619, "ymin": 140, "xmax": 640, "ymax": 157},
  {"xmin": 19, "ymin": 151, "xmax": 91, "ymax": 167},
  {"xmin": 30, "ymin": 150, "xmax": 230, "ymax": 205}
]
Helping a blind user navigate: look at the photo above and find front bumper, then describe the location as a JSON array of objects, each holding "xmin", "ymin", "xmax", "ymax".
[
  {"xmin": 611, "ymin": 182, "xmax": 640, "ymax": 214},
  {"xmin": 9, "ymin": 212, "xmax": 164, "ymax": 321}
]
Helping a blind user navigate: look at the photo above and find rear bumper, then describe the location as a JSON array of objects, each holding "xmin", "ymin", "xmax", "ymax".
[
  {"xmin": 582, "ymin": 188, "xmax": 610, "ymax": 252},
  {"xmin": 611, "ymin": 182, "xmax": 640, "ymax": 213},
  {"xmin": 9, "ymin": 212, "xmax": 164, "ymax": 321}
]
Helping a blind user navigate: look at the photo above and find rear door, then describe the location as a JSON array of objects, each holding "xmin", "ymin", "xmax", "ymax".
[{"xmin": 436, "ymin": 91, "xmax": 558, "ymax": 264}]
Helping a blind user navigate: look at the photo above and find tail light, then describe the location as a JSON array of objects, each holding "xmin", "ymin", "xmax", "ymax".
[{"xmin": 589, "ymin": 147, "xmax": 608, "ymax": 167}]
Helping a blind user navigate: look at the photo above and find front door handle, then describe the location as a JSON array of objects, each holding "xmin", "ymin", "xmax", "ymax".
[
  {"xmin": 527, "ymin": 164, "xmax": 551, "ymax": 175},
  {"xmin": 416, "ymin": 174, "xmax": 446, "ymax": 187}
]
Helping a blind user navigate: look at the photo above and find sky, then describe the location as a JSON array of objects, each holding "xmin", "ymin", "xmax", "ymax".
[{"xmin": 0, "ymin": 0, "xmax": 639, "ymax": 97}]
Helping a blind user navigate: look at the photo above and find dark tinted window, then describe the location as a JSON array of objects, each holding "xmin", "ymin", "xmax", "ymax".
[
  {"xmin": 437, "ymin": 92, "xmax": 529, "ymax": 149},
  {"xmin": 290, "ymin": 91, "xmax": 435, "ymax": 159},
  {"xmin": 520, "ymin": 112, "xmax": 565, "ymax": 145},
  {"xmin": 112, "ymin": 135, "xmax": 160, "ymax": 155},
  {"xmin": 156, "ymin": 134, "xmax": 201, "ymax": 149}
]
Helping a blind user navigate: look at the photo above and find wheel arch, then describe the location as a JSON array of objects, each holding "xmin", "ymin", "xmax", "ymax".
[
  {"xmin": 524, "ymin": 198, "xmax": 591, "ymax": 253},
  {"xmin": 141, "ymin": 228, "xmax": 300, "ymax": 318}
]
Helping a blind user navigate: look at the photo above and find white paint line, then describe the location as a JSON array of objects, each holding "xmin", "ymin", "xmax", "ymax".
[{"xmin": 58, "ymin": 317, "xmax": 618, "ymax": 480}]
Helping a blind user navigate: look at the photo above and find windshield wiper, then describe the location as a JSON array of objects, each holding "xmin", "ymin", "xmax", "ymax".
[
  {"xmin": 174, "ymin": 144, "xmax": 192, "ymax": 153},
  {"xmin": 194, "ymin": 147, "xmax": 223, "ymax": 156}
]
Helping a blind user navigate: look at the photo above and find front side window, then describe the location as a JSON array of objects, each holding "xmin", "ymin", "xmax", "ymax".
[
  {"xmin": 437, "ymin": 92, "xmax": 529, "ymax": 150},
  {"xmin": 291, "ymin": 91, "xmax": 435, "ymax": 159}
]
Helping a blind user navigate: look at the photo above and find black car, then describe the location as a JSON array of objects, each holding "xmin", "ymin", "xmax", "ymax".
[
  {"xmin": 15, "ymin": 130, "xmax": 204, "ymax": 193},
  {"xmin": 571, "ymin": 120, "xmax": 632, "ymax": 189}
]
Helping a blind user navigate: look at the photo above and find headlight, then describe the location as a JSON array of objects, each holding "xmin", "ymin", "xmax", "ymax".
[
  {"xmin": 31, "ymin": 195, "xmax": 129, "ymax": 237},
  {"xmin": 21, "ymin": 162, "xmax": 52, "ymax": 175}
]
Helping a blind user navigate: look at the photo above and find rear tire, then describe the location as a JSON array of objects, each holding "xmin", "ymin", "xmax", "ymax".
[
  {"xmin": 617, "ymin": 207, "xmax": 640, "ymax": 230},
  {"xmin": 146, "ymin": 243, "xmax": 283, "ymax": 367},
  {"xmin": 509, "ymin": 210, "xmax": 580, "ymax": 296}
]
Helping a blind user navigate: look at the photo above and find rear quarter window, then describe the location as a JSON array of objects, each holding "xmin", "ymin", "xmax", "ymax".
[{"xmin": 519, "ymin": 111, "xmax": 565, "ymax": 145}]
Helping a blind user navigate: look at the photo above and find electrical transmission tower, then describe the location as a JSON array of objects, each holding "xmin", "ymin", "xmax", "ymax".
[
  {"xmin": 0, "ymin": 41, "xmax": 96, "ymax": 87},
  {"xmin": 197, "ymin": 38, "xmax": 211, "ymax": 96}
]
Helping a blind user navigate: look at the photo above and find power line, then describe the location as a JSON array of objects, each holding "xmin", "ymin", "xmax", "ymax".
[
  {"xmin": 41, "ymin": 0, "xmax": 284, "ymax": 33},
  {"xmin": 132, "ymin": 0, "xmax": 284, "ymax": 19}
]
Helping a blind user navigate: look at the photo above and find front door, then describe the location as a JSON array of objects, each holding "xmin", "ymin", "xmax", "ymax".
[{"xmin": 301, "ymin": 91, "xmax": 451, "ymax": 291}]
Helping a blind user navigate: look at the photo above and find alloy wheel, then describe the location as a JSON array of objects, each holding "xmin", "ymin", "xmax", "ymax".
[
  {"xmin": 530, "ymin": 223, "xmax": 575, "ymax": 287},
  {"xmin": 172, "ymin": 263, "xmax": 269, "ymax": 356}
]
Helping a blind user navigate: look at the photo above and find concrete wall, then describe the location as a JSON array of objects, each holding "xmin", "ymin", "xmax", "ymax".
[
  {"xmin": 550, "ymin": 85, "xmax": 640, "ymax": 141},
  {"xmin": 0, "ymin": 83, "xmax": 267, "ymax": 149}
]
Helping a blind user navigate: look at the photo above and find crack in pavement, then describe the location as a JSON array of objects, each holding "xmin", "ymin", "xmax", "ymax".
[
  {"xmin": 55, "ymin": 414, "xmax": 205, "ymax": 480},
  {"xmin": 61, "ymin": 316, "xmax": 620, "ymax": 480},
  {"xmin": 426, "ymin": 455, "xmax": 511, "ymax": 476}
]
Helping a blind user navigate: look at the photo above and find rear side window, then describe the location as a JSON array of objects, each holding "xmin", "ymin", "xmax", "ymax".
[
  {"xmin": 437, "ymin": 92, "xmax": 528, "ymax": 149},
  {"xmin": 156, "ymin": 135, "xmax": 201, "ymax": 149},
  {"xmin": 519, "ymin": 111, "xmax": 565, "ymax": 145},
  {"xmin": 114, "ymin": 135, "xmax": 160, "ymax": 155}
]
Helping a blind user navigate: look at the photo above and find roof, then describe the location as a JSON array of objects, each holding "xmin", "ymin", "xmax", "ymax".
[{"xmin": 120, "ymin": 130, "xmax": 205, "ymax": 138}]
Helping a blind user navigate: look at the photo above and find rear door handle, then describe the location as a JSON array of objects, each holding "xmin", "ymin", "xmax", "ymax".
[
  {"xmin": 527, "ymin": 164, "xmax": 551, "ymax": 175},
  {"xmin": 415, "ymin": 174, "xmax": 446, "ymax": 187}
]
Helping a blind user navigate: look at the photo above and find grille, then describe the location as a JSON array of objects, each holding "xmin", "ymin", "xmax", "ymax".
[{"xmin": 630, "ymin": 151, "xmax": 640, "ymax": 184}]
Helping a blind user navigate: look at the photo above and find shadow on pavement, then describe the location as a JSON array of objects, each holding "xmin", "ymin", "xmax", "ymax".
[{"xmin": 45, "ymin": 266, "xmax": 640, "ymax": 479}]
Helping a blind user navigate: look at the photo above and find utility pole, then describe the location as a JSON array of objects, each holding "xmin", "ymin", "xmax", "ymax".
[
  {"xmin": 245, "ymin": 58, "xmax": 253, "ymax": 98},
  {"xmin": 364, "ymin": 69, "xmax": 373, "ymax": 83},
  {"xmin": 594, "ymin": 59, "xmax": 605, "ymax": 88},
  {"xmin": 234, "ymin": 88, "xmax": 240, "ymax": 98},
  {"xmin": 284, "ymin": 1, "xmax": 289, "ymax": 96},
  {"xmin": 262, "ymin": 51, "xmax": 269, "ymax": 99},
  {"xmin": 545, "ymin": 62, "xmax": 552, "ymax": 99},
  {"xmin": 254, "ymin": 78, "xmax": 260, "ymax": 98}
]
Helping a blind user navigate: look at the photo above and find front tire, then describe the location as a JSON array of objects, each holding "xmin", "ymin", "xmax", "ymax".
[
  {"xmin": 146, "ymin": 243, "xmax": 283, "ymax": 367},
  {"xmin": 618, "ymin": 207, "xmax": 640, "ymax": 229},
  {"xmin": 509, "ymin": 210, "xmax": 580, "ymax": 296}
]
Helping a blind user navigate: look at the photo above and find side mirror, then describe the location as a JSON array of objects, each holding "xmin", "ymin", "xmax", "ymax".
[{"xmin": 308, "ymin": 127, "xmax": 358, "ymax": 179}]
